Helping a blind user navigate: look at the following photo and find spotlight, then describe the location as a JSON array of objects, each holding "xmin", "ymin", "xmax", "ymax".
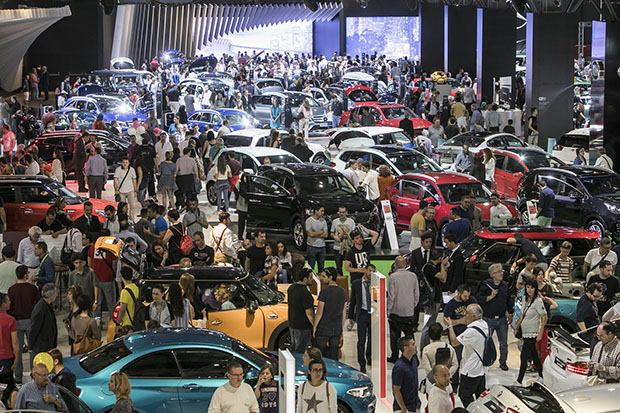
[
  {"xmin": 357, "ymin": 0, "xmax": 371, "ymax": 8},
  {"xmin": 100, "ymin": 0, "xmax": 117, "ymax": 15},
  {"xmin": 302, "ymin": 0, "xmax": 319, "ymax": 11},
  {"xmin": 553, "ymin": 0, "xmax": 562, "ymax": 7}
]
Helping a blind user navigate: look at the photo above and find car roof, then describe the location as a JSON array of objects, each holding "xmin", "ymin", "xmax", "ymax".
[
  {"xmin": 224, "ymin": 147, "xmax": 298, "ymax": 157},
  {"xmin": 475, "ymin": 226, "xmax": 600, "ymax": 239},
  {"xmin": 144, "ymin": 265, "xmax": 248, "ymax": 282},
  {"xmin": 214, "ymin": 108, "xmax": 246, "ymax": 115},
  {"xmin": 260, "ymin": 162, "xmax": 337, "ymax": 176},
  {"xmin": 533, "ymin": 165, "xmax": 614, "ymax": 177},
  {"xmin": 358, "ymin": 126, "xmax": 404, "ymax": 135},
  {"xmin": 398, "ymin": 172, "xmax": 477, "ymax": 183},
  {"xmin": 492, "ymin": 147, "xmax": 555, "ymax": 157},
  {"xmin": 0, "ymin": 175, "xmax": 56, "ymax": 184},
  {"xmin": 123, "ymin": 327, "xmax": 235, "ymax": 351},
  {"xmin": 225, "ymin": 128, "xmax": 284, "ymax": 138},
  {"xmin": 563, "ymin": 128, "xmax": 590, "ymax": 136}
]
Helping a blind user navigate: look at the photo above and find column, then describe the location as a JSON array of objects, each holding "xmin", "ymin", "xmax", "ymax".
[
  {"xmin": 420, "ymin": 3, "xmax": 444, "ymax": 73},
  {"xmin": 445, "ymin": 6, "xmax": 477, "ymax": 78}
]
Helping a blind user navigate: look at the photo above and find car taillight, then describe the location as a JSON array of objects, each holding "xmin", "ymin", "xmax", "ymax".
[
  {"xmin": 507, "ymin": 409, "xmax": 519, "ymax": 413},
  {"xmin": 329, "ymin": 162, "xmax": 336, "ymax": 167},
  {"xmin": 112, "ymin": 304, "xmax": 120, "ymax": 322},
  {"xmin": 76, "ymin": 388, "xmax": 81, "ymax": 396},
  {"xmin": 479, "ymin": 389, "xmax": 489, "ymax": 397},
  {"xmin": 552, "ymin": 144, "xmax": 563, "ymax": 150},
  {"xmin": 566, "ymin": 361, "xmax": 589, "ymax": 375}
]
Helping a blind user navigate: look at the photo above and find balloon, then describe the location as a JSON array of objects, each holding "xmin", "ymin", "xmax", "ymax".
[
  {"xmin": 33, "ymin": 352, "xmax": 54, "ymax": 372},
  {"xmin": 127, "ymin": 127, "xmax": 136, "ymax": 137},
  {"xmin": 136, "ymin": 126, "xmax": 146, "ymax": 135}
]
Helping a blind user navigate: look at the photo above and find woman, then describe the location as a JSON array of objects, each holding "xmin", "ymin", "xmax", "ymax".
[
  {"xmin": 147, "ymin": 241, "xmax": 168, "ymax": 269},
  {"xmin": 179, "ymin": 272, "xmax": 203, "ymax": 320},
  {"xmin": 166, "ymin": 283, "xmax": 186, "ymax": 326},
  {"xmin": 177, "ymin": 105, "xmax": 188, "ymax": 125},
  {"xmin": 573, "ymin": 147, "xmax": 587, "ymax": 165},
  {"xmin": 234, "ymin": 173, "xmax": 249, "ymax": 239},
  {"xmin": 302, "ymin": 347, "xmax": 323, "ymax": 367},
  {"xmin": 214, "ymin": 154, "xmax": 232, "ymax": 212},
  {"xmin": 270, "ymin": 98, "xmax": 282, "ymax": 129},
  {"xmin": 149, "ymin": 284, "xmax": 171, "ymax": 326},
  {"xmin": 93, "ymin": 114, "xmax": 106, "ymax": 130},
  {"xmin": 108, "ymin": 372, "xmax": 134, "ymax": 413},
  {"xmin": 158, "ymin": 151, "xmax": 177, "ymax": 209},
  {"xmin": 215, "ymin": 285, "xmax": 235, "ymax": 310},
  {"xmin": 527, "ymin": 108, "xmax": 539, "ymax": 146},
  {"xmin": 168, "ymin": 117, "xmax": 180, "ymax": 135},
  {"xmin": 214, "ymin": 92, "xmax": 226, "ymax": 108},
  {"xmin": 269, "ymin": 129, "xmax": 280, "ymax": 148},
  {"xmin": 296, "ymin": 359, "xmax": 337, "ymax": 413},
  {"xmin": 0, "ymin": 367, "xmax": 18, "ymax": 409},
  {"xmin": 254, "ymin": 364, "xmax": 279, "ymax": 413},
  {"xmin": 534, "ymin": 267, "xmax": 557, "ymax": 363},
  {"xmin": 262, "ymin": 242, "xmax": 279, "ymax": 290},
  {"xmin": 515, "ymin": 278, "xmax": 547, "ymax": 384},
  {"xmin": 377, "ymin": 165, "xmax": 393, "ymax": 201},
  {"xmin": 277, "ymin": 241, "xmax": 292, "ymax": 284},
  {"xmin": 162, "ymin": 209, "xmax": 185, "ymax": 264},
  {"xmin": 64, "ymin": 285, "xmax": 83, "ymax": 355},
  {"xmin": 23, "ymin": 74, "xmax": 30, "ymax": 102},
  {"xmin": 70, "ymin": 294, "xmax": 102, "ymax": 355},
  {"xmin": 482, "ymin": 148, "xmax": 496, "ymax": 190},
  {"xmin": 54, "ymin": 196, "xmax": 73, "ymax": 228},
  {"xmin": 117, "ymin": 202, "xmax": 134, "ymax": 227},
  {"xmin": 51, "ymin": 149, "xmax": 64, "ymax": 183},
  {"xmin": 298, "ymin": 99, "xmax": 312, "ymax": 140}
]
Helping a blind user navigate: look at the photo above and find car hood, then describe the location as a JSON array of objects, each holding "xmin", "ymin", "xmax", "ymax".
[{"xmin": 300, "ymin": 194, "xmax": 375, "ymax": 214}]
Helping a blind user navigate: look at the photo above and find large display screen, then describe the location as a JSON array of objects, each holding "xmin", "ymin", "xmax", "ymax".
[{"xmin": 346, "ymin": 16, "xmax": 420, "ymax": 59}]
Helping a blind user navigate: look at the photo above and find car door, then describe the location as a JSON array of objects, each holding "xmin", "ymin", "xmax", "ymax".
[
  {"xmin": 491, "ymin": 154, "xmax": 508, "ymax": 195},
  {"xmin": 394, "ymin": 179, "xmax": 423, "ymax": 229},
  {"xmin": 121, "ymin": 350, "xmax": 183, "ymax": 413},
  {"xmin": 502, "ymin": 155, "xmax": 526, "ymax": 198},
  {"xmin": 536, "ymin": 173, "xmax": 566, "ymax": 226},
  {"xmin": 37, "ymin": 136, "xmax": 62, "ymax": 160},
  {"xmin": 98, "ymin": 136, "xmax": 125, "ymax": 171},
  {"xmin": 554, "ymin": 176, "xmax": 584, "ymax": 227},
  {"xmin": 212, "ymin": 113, "xmax": 223, "ymax": 130},
  {"xmin": 15, "ymin": 183, "xmax": 57, "ymax": 229},
  {"xmin": 0, "ymin": 185, "xmax": 18, "ymax": 231},
  {"xmin": 252, "ymin": 96, "xmax": 272, "ymax": 124},
  {"xmin": 247, "ymin": 176, "xmax": 292, "ymax": 230},
  {"xmin": 467, "ymin": 242, "xmax": 517, "ymax": 288}
]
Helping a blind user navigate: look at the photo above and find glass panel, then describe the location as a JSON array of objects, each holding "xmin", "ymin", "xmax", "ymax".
[{"xmin": 123, "ymin": 350, "xmax": 180, "ymax": 378}]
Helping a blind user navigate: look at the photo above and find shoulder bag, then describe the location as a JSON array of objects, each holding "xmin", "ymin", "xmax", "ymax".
[
  {"xmin": 115, "ymin": 168, "xmax": 131, "ymax": 202},
  {"xmin": 60, "ymin": 229, "xmax": 75, "ymax": 264}
]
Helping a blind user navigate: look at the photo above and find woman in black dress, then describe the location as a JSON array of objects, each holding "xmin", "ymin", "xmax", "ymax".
[{"xmin": 161, "ymin": 209, "xmax": 185, "ymax": 264}]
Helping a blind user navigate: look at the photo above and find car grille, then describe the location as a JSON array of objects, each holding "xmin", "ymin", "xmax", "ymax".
[{"xmin": 312, "ymin": 115, "xmax": 327, "ymax": 123}]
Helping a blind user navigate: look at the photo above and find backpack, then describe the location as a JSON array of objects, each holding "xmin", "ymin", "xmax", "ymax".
[
  {"xmin": 470, "ymin": 325, "xmax": 497, "ymax": 367},
  {"xmin": 172, "ymin": 223, "xmax": 193, "ymax": 255},
  {"xmin": 124, "ymin": 287, "xmax": 147, "ymax": 331}
]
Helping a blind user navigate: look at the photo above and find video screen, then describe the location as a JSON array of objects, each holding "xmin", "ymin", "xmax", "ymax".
[{"xmin": 346, "ymin": 16, "xmax": 420, "ymax": 59}]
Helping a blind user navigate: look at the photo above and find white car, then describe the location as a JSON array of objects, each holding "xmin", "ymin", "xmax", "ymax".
[
  {"xmin": 331, "ymin": 144, "xmax": 442, "ymax": 176},
  {"xmin": 551, "ymin": 128, "xmax": 591, "ymax": 165},
  {"xmin": 329, "ymin": 126, "xmax": 414, "ymax": 148},
  {"xmin": 179, "ymin": 79, "xmax": 210, "ymax": 109},
  {"xmin": 437, "ymin": 131, "xmax": 529, "ymax": 170},
  {"xmin": 205, "ymin": 146, "xmax": 301, "ymax": 205}
]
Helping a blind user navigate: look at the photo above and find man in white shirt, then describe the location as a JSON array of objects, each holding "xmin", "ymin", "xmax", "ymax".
[
  {"xmin": 208, "ymin": 361, "xmax": 258, "ymax": 413},
  {"xmin": 489, "ymin": 193, "xmax": 512, "ymax": 227},
  {"xmin": 584, "ymin": 237, "xmax": 618, "ymax": 278},
  {"xmin": 360, "ymin": 161, "xmax": 379, "ymax": 203},
  {"xmin": 445, "ymin": 303, "xmax": 488, "ymax": 408},
  {"xmin": 427, "ymin": 365, "xmax": 457, "ymax": 413},
  {"xmin": 113, "ymin": 157, "xmax": 137, "ymax": 220},
  {"xmin": 17, "ymin": 226, "xmax": 42, "ymax": 280},
  {"xmin": 595, "ymin": 147, "xmax": 614, "ymax": 171},
  {"xmin": 216, "ymin": 119, "xmax": 231, "ymax": 140},
  {"xmin": 208, "ymin": 212, "xmax": 240, "ymax": 261},
  {"xmin": 154, "ymin": 130, "xmax": 173, "ymax": 165}
]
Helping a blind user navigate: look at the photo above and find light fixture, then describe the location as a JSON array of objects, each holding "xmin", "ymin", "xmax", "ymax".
[
  {"xmin": 554, "ymin": 0, "xmax": 562, "ymax": 7},
  {"xmin": 357, "ymin": 0, "xmax": 371, "ymax": 8},
  {"xmin": 302, "ymin": 0, "xmax": 319, "ymax": 11}
]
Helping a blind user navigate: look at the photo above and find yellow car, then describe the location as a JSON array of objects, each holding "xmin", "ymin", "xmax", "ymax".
[{"xmin": 431, "ymin": 70, "xmax": 448, "ymax": 84}]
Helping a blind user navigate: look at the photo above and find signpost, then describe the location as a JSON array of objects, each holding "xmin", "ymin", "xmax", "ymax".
[
  {"xmin": 370, "ymin": 271, "xmax": 390, "ymax": 407},
  {"xmin": 278, "ymin": 349, "xmax": 295, "ymax": 412}
]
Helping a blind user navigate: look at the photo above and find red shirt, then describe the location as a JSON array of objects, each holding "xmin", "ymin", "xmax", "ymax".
[
  {"xmin": 0, "ymin": 312, "xmax": 16, "ymax": 359},
  {"xmin": 88, "ymin": 244, "xmax": 115, "ymax": 282},
  {"xmin": 2, "ymin": 131, "xmax": 15, "ymax": 153},
  {"xmin": 93, "ymin": 120, "xmax": 106, "ymax": 130}
]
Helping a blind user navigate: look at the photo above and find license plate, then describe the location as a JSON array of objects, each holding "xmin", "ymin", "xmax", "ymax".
[
  {"xmin": 555, "ymin": 356, "xmax": 566, "ymax": 370},
  {"xmin": 483, "ymin": 400, "xmax": 503, "ymax": 413}
]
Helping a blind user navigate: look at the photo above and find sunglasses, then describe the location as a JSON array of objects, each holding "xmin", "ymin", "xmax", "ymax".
[{"xmin": 310, "ymin": 368, "xmax": 323, "ymax": 373}]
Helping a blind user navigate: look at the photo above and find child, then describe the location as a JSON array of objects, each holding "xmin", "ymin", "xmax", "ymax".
[{"xmin": 254, "ymin": 364, "xmax": 278, "ymax": 413}]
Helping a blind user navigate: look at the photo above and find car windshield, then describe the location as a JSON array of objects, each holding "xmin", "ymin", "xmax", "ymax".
[
  {"xmin": 458, "ymin": 234, "xmax": 489, "ymax": 257},
  {"xmin": 224, "ymin": 112, "xmax": 253, "ymax": 126},
  {"xmin": 438, "ymin": 182, "xmax": 492, "ymax": 203},
  {"xmin": 382, "ymin": 107, "xmax": 414, "ymax": 119},
  {"xmin": 114, "ymin": 75, "xmax": 140, "ymax": 86},
  {"xmin": 348, "ymin": 89, "xmax": 377, "ymax": 102},
  {"xmin": 507, "ymin": 385, "xmax": 564, "ymax": 413},
  {"xmin": 256, "ymin": 155, "xmax": 300, "ymax": 164},
  {"xmin": 287, "ymin": 95, "xmax": 319, "ymax": 107},
  {"xmin": 79, "ymin": 338, "xmax": 132, "ymax": 374},
  {"xmin": 294, "ymin": 174, "xmax": 356, "ymax": 196},
  {"xmin": 580, "ymin": 174, "xmax": 620, "ymax": 196},
  {"xmin": 519, "ymin": 153, "xmax": 564, "ymax": 170},
  {"xmin": 445, "ymin": 135, "xmax": 487, "ymax": 147},
  {"xmin": 258, "ymin": 80, "xmax": 282, "ymax": 88},
  {"xmin": 243, "ymin": 276, "xmax": 282, "ymax": 305},
  {"xmin": 45, "ymin": 180, "xmax": 84, "ymax": 205},
  {"xmin": 95, "ymin": 97, "xmax": 131, "ymax": 113},
  {"xmin": 388, "ymin": 152, "xmax": 442, "ymax": 173}
]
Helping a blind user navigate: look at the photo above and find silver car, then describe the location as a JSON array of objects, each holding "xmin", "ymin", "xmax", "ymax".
[{"xmin": 252, "ymin": 92, "xmax": 329, "ymax": 130}]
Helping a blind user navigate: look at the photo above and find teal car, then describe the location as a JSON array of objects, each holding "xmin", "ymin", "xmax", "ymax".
[{"xmin": 64, "ymin": 328, "xmax": 376, "ymax": 413}]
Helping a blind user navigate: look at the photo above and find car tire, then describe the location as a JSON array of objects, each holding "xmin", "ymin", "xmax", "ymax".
[
  {"xmin": 292, "ymin": 218, "xmax": 307, "ymax": 250},
  {"xmin": 392, "ymin": 208, "xmax": 403, "ymax": 235},
  {"xmin": 438, "ymin": 220, "xmax": 449, "ymax": 247},
  {"xmin": 206, "ymin": 181, "xmax": 217, "ymax": 205},
  {"xmin": 337, "ymin": 401, "xmax": 352, "ymax": 413},
  {"xmin": 519, "ymin": 206, "xmax": 530, "ymax": 225},
  {"xmin": 275, "ymin": 329, "xmax": 291, "ymax": 350},
  {"xmin": 312, "ymin": 153, "xmax": 327, "ymax": 165},
  {"xmin": 586, "ymin": 218, "xmax": 607, "ymax": 238}
]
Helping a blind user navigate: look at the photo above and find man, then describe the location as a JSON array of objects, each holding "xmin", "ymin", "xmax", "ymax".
[
  {"xmin": 445, "ymin": 303, "xmax": 487, "ymax": 407},
  {"xmin": 387, "ymin": 256, "xmax": 419, "ymax": 363},
  {"xmin": 208, "ymin": 212, "xmax": 240, "ymax": 261},
  {"xmin": 306, "ymin": 206, "xmax": 328, "ymax": 273},
  {"xmin": 207, "ymin": 360, "xmax": 259, "ymax": 413},
  {"xmin": 133, "ymin": 136, "xmax": 158, "ymax": 199},
  {"xmin": 444, "ymin": 207, "xmax": 471, "ymax": 243},
  {"xmin": 348, "ymin": 264, "xmax": 375, "ymax": 373},
  {"xmin": 313, "ymin": 268, "xmax": 347, "ymax": 360},
  {"xmin": 0, "ymin": 245, "xmax": 18, "ymax": 293},
  {"xmin": 455, "ymin": 194, "xmax": 475, "ymax": 224},
  {"xmin": 49, "ymin": 348, "xmax": 78, "ymax": 411},
  {"xmin": 486, "ymin": 104, "xmax": 502, "ymax": 132},
  {"xmin": 134, "ymin": 207, "xmax": 155, "ymax": 247},
  {"xmin": 34, "ymin": 242, "xmax": 55, "ymax": 291},
  {"xmin": 475, "ymin": 263, "xmax": 511, "ymax": 370},
  {"xmin": 116, "ymin": 267, "xmax": 139, "ymax": 332},
  {"xmin": 113, "ymin": 157, "xmax": 137, "ymax": 219},
  {"xmin": 360, "ymin": 161, "xmax": 380, "ymax": 204},
  {"xmin": 287, "ymin": 268, "xmax": 314, "ymax": 353},
  {"xmin": 0, "ymin": 293, "xmax": 17, "ymax": 372},
  {"xmin": 36, "ymin": 208, "xmax": 67, "ymax": 238},
  {"xmin": 507, "ymin": 233, "xmax": 547, "ymax": 270},
  {"xmin": 8, "ymin": 265, "xmax": 39, "ymax": 383},
  {"xmin": 344, "ymin": 228, "xmax": 377, "ymax": 284},
  {"xmin": 84, "ymin": 147, "xmax": 108, "ymax": 199},
  {"xmin": 73, "ymin": 131, "xmax": 88, "ymax": 192},
  {"xmin": 409, "ymin": 200, "xmax": 429, "ymax": 251},
  {"xmin": 546, "ymin": 241, "xmax": 575, "ymax": 283},
  {"xmin": 595, "ymin": 147, "xmax": 614, "ymax": 171},
  {"xmin": 577, "ymin": 283, "xmax": 603, "ymax": 331},
  {"xmin": 189, "ymin": 232, "xmax": 214, "ymax": 265},
  {"xmin": 398, "ymin": 112, "xmax": 415, "ymax": 139},
  {"xmin": 183, "ymin": 198, "xmax": 209, "ymax": 239},
  {"xmin": 490, "ymin": 192, "xmax": 512, "ymax": 227},
  {"xmin": 392, "ymin": 336, "xmax": 419, "ymax": 413},
  {"xmin": 73, "ymin": 201, "xmax": 102, "ymax": 235},
  {"xmin": 1, "ymin": 125, "xmax": 15, "ymax": 159},
  {"xmin": 330, "ymin": 94, "xmax": 343, "ymax": 128},
  {"xmin": 102, "ymin": 205, "xmax": 120, "ymax": 237},
  {"xmin": 427, "ymin": 364, "xmax": 457, "ymax": 413},
  {"xmin": 451, "ymin": 95, "xmax": 467, "ymax": 130},
  {"xmin": 342, "ymin": 160, "xmax": 359, "ymax": 188},
  {"xmin": 584, "ymin": 237, "xmax": 617, "ymax": 278},
  {"xmin": 154, "ymin": 131, "xmax": 173, "ymax": 165},
  {"xmin": 536, "ymin": 180, "xmax": 555, "ymax": 227},
  {"xmin": 117, "ymin": 215, "xmax": 147, "ymax": 253},
  {"xmin": 14, "ymin": 363, "xmax": 68, "ymax": 412},
  {"xmin": 445, "ymin": 117, "xmax": 459, "ymax": 140},
  {"xmin": 443, "ymin": 284, "xmax": 477, "ymax": 360},
  {"xmin": 176, "ymin": 147, "xmax": 199, "ymax": 208},
  {"xmin": 502, "ymin": 118, "xmax": 516, "ymax": 134},
  {"xmin": 331, "ymin": 206, "xmax": 356, "ymax": 276},
  {"xmin": 420, "ymin": 249, "xmax": 449, "ymax": 350},
  {"xmin": 421, "ymin": 322, "xmax": 458, "ymax": 375},
  {"xmin": 89, "ymin": 235, "xmax": 117, "ymax": 324},
  {"xmin": 590, "ymin": 322, "xmax": 620, "ymax": 382},
  {"xmin": 68, "ymin": 253, "xmax": 98, "ymax": 305},
  {"xmin": 145, "ymin": 204, "xmax": 167, "ymax": 241},
  {"xmin": 216, "ymin": 119, "xmax": 231, "ymax": 140},
  {"xmin": 445, "ymin": 233, "xmax": 465, "ymax": 293},
  {"xmin": 587, "ymin": 260, "xmax": 620, "ymax": 317},
  {"xmin": 424, "ymin": 204, "xmax": 438, "ymax": 246},
  {"xmin": 245, "ymin": 231, "xmax": 267, "ymax": 276},
  {"xmin": 29, "ymin": 283, "xmax": 58, "ymax": 367},
  {"xmin": 469, "ymin": 104, "xmax": 482, "ymax": 131},
  {"xmin": 427, "ymin": 117, "xmax": 446, "ymax": 146}
]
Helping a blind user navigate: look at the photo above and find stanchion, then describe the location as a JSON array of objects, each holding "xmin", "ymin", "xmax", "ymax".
[
  {"xmin": 370, "ymin": 271, "xmax": 391, "ymax": 408},
  {"xmin": 278, "ymin": 349, "xmax": 295, "ymax": 412}
]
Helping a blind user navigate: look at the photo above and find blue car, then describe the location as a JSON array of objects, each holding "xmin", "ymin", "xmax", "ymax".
[
  {"xmin": 64, "ymin": 328, "xmax": 376, "ymax": 413},
  {"xmin": 60, "ymin": 95, "xmax": 148, "ymax": 130},
  {"xmin": 187, "ymin": 108, "xmax": 261, "ymax": 132}
]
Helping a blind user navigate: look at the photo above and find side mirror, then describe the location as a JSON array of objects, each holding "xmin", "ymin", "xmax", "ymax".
[
  {"xmin": 513, "ymin": 172, "xmax": 524, "ymax": 178},
  {"xmin": 247, "ymin": 300, "xmax": 259, "ymax": 314},
  {"xmin": 469, "ymin": 255, "xmax": 481, "ymax": 268},
  {"xmin": 569, "ymin": 190, "xmax": 583, "ymax": 200},
  {"xmin": 243, "ymin": 168, "xmax": 254, "ymax": 175}
]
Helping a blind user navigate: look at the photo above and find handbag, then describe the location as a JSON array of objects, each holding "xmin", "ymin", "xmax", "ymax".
[
  {"xmin": 60, "ymin": 229, "xmax": 74, "ymax": 265},
  {"xmin": 296, "ymin": 110, "xmax": 304, "ymax": 121},
  {"xmin": 73, "ymin": 318, "xmax": 103, "ymax": 355}
]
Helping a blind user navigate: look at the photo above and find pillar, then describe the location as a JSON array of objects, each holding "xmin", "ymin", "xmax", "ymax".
[
  {"xmin": 420, "ymin": 3, "xmax": 444, "ymax": 73},
  {"xmin": 476, "ymin": 8, "xmax": 517, "ymax": 104},
  {"xmin": 445, "ymin": 6, "xmax": 477, "ymax": 78}
]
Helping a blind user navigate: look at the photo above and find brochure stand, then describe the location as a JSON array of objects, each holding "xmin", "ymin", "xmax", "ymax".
[
  {"xmin": 278, "ymin": 349, "xmax": 295, "ymax": 412},
  {"xmin": 370, "ymin": 271, "xmax": 390, "ymax": 407}
]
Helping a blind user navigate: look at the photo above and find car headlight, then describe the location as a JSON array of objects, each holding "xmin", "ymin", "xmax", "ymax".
[
  {"xmin": 607, "ymin": 203, "xmax": 620, "ymax": 214},
  {"xmin": 304, "ymin": 208, "xmax": 314, "ymax": 216},
  {"xmin": 346, "ymin": 386, "xmax": 371, "ymax": 398}
]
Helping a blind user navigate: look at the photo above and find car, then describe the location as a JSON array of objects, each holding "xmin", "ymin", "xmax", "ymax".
[
  {"xmin": 467, "ymin": 381, "xmax": 578, "ymax": 412},
  {"xmin": 0, "ymin": 175, "xmax": 115, "ymax": 231},
  {"xmin": 339, "ymin": 104, "xmax": 433, "ymax": 131},
  {"xmin": 52, "ymin": 109, "xmax": 97, "ymax": 130},
  {"xmin": 187, "ymin": 109, "xmax": 261, "ymax": 132},
  {"xmin": 110, "ymin": 56, "xmax": 135, "ymax": 70},
  {"xmin": 59, "ymin": 95, "xmax": 146, "ymax": 130},
  {"xmin": 161, "ymin": 49, "xmax": 186, "ymax": 67},
  {"xmin": 253, "ymin": 78, "xmax": 285, "ymax": 95},
  {"xmin": 517, "ymin": 166, "xmax": 620, "ymax": 240},
  {"xmin": 385, "ymin": 172, "xmax": 518, "ymax": 237},
  {"xmin": 328, "ymin": 126, "xmax": 417, "ymax": 149},
  {"xmin": 341, "ymin": 68, "xmax": 377, "ymax": 89},
  {"xmin": 344, "ymin": 85, "xmax": 379, "ymax": 106},
  {"xmin": 438, "ymin": 131, "xmax": 530, "ymax": 169},
  {"xmin": 205, "ymin": 147, "xmax": 302, "ymax": 205},
  {"xmin": 431, "ymin": 70, "xmax": 447, "ymax": 84},
  {"xmin": 91, "ymin": 69, "xmax": 155, "ymax": 94},
  {"xmin": 64, "ymin": 328, "xmax": 376, "ymax": 413},
  {"xmin": 331, "ymin": 144, "xmax": 442, "ymax": 176},
  {"xmin": 249, "ymin": 163, "xmax": 381, "ymax": 249},
  {"xmin": 551, "ymin": 128, "xmax": 591, "ymax": 164},
  {"xmin": 252, "ymin": 91, "xmax": 330, "ymax": 129},
  {"xmin": 32, "ymin": 129, "xmax": 129, "ymax": 174},
  {"xmin": 492, "ymin": 147, "xmax": 566, "ymax": 199},
  {"xmin": 179, "ymin": 79, "xmax": 210, "ymax": 109}
]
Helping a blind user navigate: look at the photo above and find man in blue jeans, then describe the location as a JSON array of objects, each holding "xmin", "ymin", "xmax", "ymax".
[
  {"xmin": 305, "ymin": 206, "xmax": 327, "ymax": 272},
  {"xmin": 287, "ymin": 268, "xmax": 314, "ymax": 353},
  {"xmin": 474, "ymin": 263, "xmax": 512, "ymax": 371}
]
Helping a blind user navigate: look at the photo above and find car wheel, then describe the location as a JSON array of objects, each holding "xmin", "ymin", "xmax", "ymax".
[
  {"xmin": 438, "ymin": 221, "xmax": 448, "ymax": 247},
  {"xmin": 337, "ymin": 401, "xmax": 352, "ymax": 413},
  {"xmin": 292, "ymin": 218, "xmax": 307, "ymax": 250},
  {"xmin": 312, "ymin": 153, "xmax": 327, "ymax": 165},
  {"xmin": 586, "ymin": 218, "xmax": 607, "ymax": 238},
  {"xmin": 275, "ymin": 329, "xmax": 291, "ymax": 350},
  {"xmin": 206, "ymin": 181, "xmax": 217, "ymax": 205},
  {"xmin": 519, "ymin": 207, "xmax": 530, "ymax": 225},
  {"xmin": 392, "ymin": 208, "xmax": 403, "ymax": 235}
]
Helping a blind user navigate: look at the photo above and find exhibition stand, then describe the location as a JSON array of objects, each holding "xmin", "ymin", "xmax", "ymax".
[
  {"xmin": 278, "ymin": 349, "xmax": 296, "ymax": 412},
  {"xmin": 371, "ymin": 270, "xmax": 391, "ymax": 408}
]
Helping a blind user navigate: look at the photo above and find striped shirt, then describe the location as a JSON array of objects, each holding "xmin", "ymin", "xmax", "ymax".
[
  {"xmin": 14, "ymin": 380, "xmax": 67, "ymax": 411},
  {"xmin": 591, "ymin": 336, "xmax": 620, "ymax": 381}
]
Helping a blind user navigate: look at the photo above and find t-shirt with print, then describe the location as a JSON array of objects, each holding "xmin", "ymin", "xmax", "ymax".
[
  {"xmin": 258, "ymin": 382, "xmax": 278, "ymax": 413},
  {"xmin": 330, "ymin": 217, "xmax": 355, "ymax": 252},
  {"xmin": 345, "ymin": 243, "xmax": 371, "ymax": 283},
  {"xmin": 189, "ymin": 245, "xmax": 214, "ymax": 265},
  {"xmin": 443, "ymin": 296, "xmax": 477, "ymax": 336}
]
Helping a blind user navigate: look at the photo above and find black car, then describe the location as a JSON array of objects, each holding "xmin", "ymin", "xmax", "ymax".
[
  {"xmin": 517, "ymin": 166, "xmax": 620, "ymax": 240},
  {"xmin": 32, "ymin": 129, "xmax": 129, "ymax": 174},
  {"xmin": 248, "ymin": 163, "xmax": 381, "ymax": 249}
]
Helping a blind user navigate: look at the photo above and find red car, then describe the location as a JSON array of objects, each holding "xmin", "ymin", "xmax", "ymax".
[
  {"xmin": 339, "ymin": 104, "xmax": 433, "ymax": 131},
  {"xmin": 0, "ymin": 176, "xmax": 115, "ymax": 232},
  {"xmin": 345, "ymin": 85, "xmax": 379, "ymax": 106},
  {"xmin": 492, "ymin": 147, "xmax": 566, "ymax": 200},
  {"xmin": 385, "ymin": 172, "xmax": 518, "ymax": 236}
]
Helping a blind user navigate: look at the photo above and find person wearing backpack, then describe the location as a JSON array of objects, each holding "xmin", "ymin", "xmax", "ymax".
[
  {"xmin": 445, "ymin": 303, "xmax": 491, "ymax": 408},
  {"xmin": 115, "ymin": 267, "xmax": 140, "ymax": 335},
  {"xmin": 162, "ymin": 209, "xmax": 190, "ymax": 264}
]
